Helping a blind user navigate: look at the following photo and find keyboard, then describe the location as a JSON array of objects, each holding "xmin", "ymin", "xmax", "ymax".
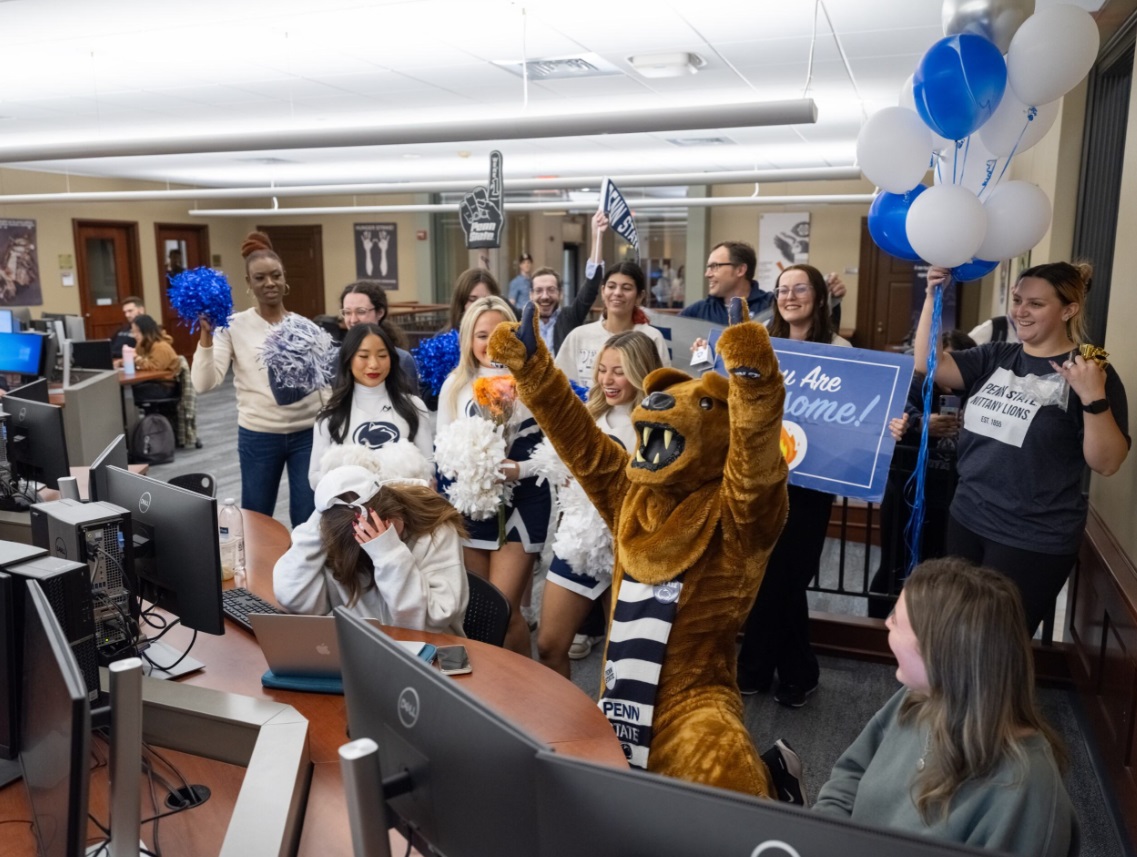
[{"xmin": 222, "ymin": 587, "xmax": 282, "ymax": 632}]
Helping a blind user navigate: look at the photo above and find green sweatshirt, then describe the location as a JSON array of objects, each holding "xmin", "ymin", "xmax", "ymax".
[{"xmin": 814, "ymin": 689, "xmax": 1074, "ymax": 857}]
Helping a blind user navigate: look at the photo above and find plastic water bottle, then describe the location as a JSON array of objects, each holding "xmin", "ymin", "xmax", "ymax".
[
  {"xmin": 218, "ymin": 499, "xmax": 246, "ymax": 585},
  {"xmin": 121, "ymin": 344, "xmax": 136, "ymax": 377}
]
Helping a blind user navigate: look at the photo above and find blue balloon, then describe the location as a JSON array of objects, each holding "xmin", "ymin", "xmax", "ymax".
[
  {"xmin": 950, "ymin": 258, "xmax": 999, "ymax": 281},
  {"xmin": 868, "ymin": 186, "xmax": 926, "ymax": 262},
  {"xmin": 914, "ymin": 34, "xmax": 1007, "ymax": 141}
]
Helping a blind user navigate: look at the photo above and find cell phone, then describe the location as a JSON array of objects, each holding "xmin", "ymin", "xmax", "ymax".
[
  {"xmin": 436, "ymin": 645, "xmax": 472, "ymax": 676},
  {"xmin": 939, "ymin": 394, "xmax": 961, "ymax": 416}
]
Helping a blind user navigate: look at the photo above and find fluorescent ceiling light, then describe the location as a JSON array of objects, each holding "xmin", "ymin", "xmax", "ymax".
[{"xmin": 628, "ymin": 52, "xmax": 706, "ymax": 78}]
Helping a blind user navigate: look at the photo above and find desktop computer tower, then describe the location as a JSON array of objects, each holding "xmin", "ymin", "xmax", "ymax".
[
  {"xmin": 0, "ymin": 540, "xmax": 99, "ymax": 707},
  {"xmin": 30, "ymin": 499, "xmax": 135, "ymax": 659}
]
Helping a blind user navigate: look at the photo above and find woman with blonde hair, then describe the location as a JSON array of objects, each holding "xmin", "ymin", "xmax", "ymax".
[
  {"xmin": 274, "ymin": 463, "xmax": 468, "ymax": 634},
  {"xmin": 914, "ymin": 262, "xmax": 1129, "ymax": 633},
  {"xmin": 815, "ymin": 557, "xmax": 1075, "ymax": 856},
  {"xmin": 436, "ymin": 296, "xmax": 551, "ymax": 654},
  {"xmin": 537, "ymin": 331, "xmax": 663, "ymax": 677}
]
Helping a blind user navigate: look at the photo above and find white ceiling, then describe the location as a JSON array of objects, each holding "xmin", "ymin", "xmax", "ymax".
[{"xmin": 0, "ymin": 0, "xmax": 1105, "ymax": 189}]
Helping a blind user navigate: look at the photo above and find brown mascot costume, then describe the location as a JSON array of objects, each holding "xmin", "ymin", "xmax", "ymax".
[{"xmin": 489, "ymin": 298, "xmax": 788, "ymax": 797}]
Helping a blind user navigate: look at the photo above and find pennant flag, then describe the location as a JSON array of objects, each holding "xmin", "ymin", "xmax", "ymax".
[{"xmin": 601, "ymin": 178, "xmax": 640, "ymax": 255}]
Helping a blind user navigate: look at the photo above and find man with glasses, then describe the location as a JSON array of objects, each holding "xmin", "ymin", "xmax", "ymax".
[
  {"xmin": 528, "ymin": 212, "xmax": 611, "ymax": 353},
  {"xmin": 680, "ymin": 242, "xmax": 775, "ymax": 324},
  {"xmin": 338, "ymin": 280, "xmax": 420, "ymax": 394}
]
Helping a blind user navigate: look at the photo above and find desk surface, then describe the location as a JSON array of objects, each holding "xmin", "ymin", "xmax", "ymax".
[{"xmin": 1, "ymin": 509, "xmax": 624, "ymax": 856}]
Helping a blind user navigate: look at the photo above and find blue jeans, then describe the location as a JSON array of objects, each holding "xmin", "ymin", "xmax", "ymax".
[{"xmin": 237, "ymin": 426, "xmax": 315, "ymax": 527}]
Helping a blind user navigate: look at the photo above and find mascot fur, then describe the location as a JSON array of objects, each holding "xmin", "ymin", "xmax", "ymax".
[{"xmin": 489, "ymin": 300, "xmax": 788, "ymax": 797}]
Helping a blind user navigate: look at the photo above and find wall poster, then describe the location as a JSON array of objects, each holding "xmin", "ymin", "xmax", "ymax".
[
  {"xmin": 757, "ymin": 212, "xmax": 810, "ymax": 288},
  {"xmin": 354, "ymin": 223, "xmax": 398, "ymax": 289},
  {"xmin": 0, "ymin": 219, "xmax": 41, "ymax": 306}
]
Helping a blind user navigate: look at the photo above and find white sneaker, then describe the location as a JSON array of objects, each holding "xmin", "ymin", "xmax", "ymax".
[{"xmin": 568, "ymin": 634, "xmax": 595, "ymax": 660}]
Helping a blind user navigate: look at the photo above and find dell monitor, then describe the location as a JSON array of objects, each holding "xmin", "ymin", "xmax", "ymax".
[
  {"xmin": 88, "ymin": 434, "xmax": 128, "ymax": 503},
  {"xmin": 0, "ymin": 331, "xmax": 46, "ymax": 377},
  {"xmin": 71, "ymin": 339, "xmax": 114, "ymax": 371},
  {"xmin": 4, "ymin": 396, "xmax": 71, "ymax": 490},
  {"xmin": 6, "ymin": 377, "xmax": 49, "ymax": 404},
  {"xmin": 20, "ymin": 579, "xmax": 91, "ymax": 857},
  {"xmin": 103, "ymin": 465, "xmax": 224, "ymax": 636},
  {"xmin": 335, "ymin": 609, "xmax": 546, "ymax": 857}
]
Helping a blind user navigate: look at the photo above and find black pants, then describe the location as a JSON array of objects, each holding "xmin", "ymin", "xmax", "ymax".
[
  {"xmin": 737, "ymin": 485, "xmax": 834, "ymax": 690},
  {"xmin": 946, "ymin": 515, "xmax": 1076, "ymax": 636}
]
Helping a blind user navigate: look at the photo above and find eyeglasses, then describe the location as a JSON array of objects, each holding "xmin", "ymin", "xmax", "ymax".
[
  {"xmin": 342, "ymin": 307, "xmax": 377, "ymax": 318},
  {"xmin": 705, "ymin": 262, "xmax": 737, "ymax": 272},
  {"xmin": 774, "ymin": 284, "xmax": 812, "ymax": 298}
]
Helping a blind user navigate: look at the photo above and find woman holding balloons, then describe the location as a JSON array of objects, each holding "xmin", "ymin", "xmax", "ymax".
[{"xmin": 912, "ymin": 262, "xmax": 1129, "ymax": 635}]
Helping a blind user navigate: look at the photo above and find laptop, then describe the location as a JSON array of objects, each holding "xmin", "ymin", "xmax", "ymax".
[{"xmin": 250, "ymin": 613, "xmax": 435, "ymax": 679}]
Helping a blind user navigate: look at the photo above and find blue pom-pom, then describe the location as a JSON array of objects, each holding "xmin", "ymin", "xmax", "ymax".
[
  {"xmin": 569, "ymin": 380, "xmax": 590, "ymax": 403},
  {"xmin": 168, "ymin": 267, "xmax": 234, "ymax": 332},
  {"xmin": 413, "ymin": 330, "xmax": 461, "ymax": 397}
]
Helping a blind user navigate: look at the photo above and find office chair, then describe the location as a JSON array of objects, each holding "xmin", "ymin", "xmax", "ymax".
[
  {"xmin": 167, "ymin": 472, "xmax": 217, "ymax": 498},
  {"xmin": 137, "ymin": 380, "xmax": 182, "ymax": 431},
  {"xmin": 462, "ymin": 572, "xmax": 511, "ymax": 648}
]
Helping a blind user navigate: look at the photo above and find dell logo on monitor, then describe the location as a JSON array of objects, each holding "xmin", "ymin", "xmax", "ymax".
[
  {"xmin": 397, "ymin": 687, "xmax": 420, "ymax": 728},
  {"xmin": 17, "ymin": 407, "xmax": 25, "ymax": 421},
  {"xmin": 138, "ymin": 492, "xmax": 152, "ymax": 514},
  {"xmin": 750, "ymin": 841, "xmax": 802, "ymax": 857}
]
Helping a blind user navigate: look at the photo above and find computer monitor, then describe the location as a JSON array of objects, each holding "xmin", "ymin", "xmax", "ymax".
[
  {"xmin": 9, "ymin": 306, "xmax": 31, "ymax": 330},
  {"xmin": 533, "ymin": 751, "xmax": 989, "ymax": 857},
  {"xmin": 19, "ymin": 579, "xmax": 91, "ymax": 857},
  {"xmin": 103, "ymin": 465, "xmax": 224, "ymax": 636},
  {"xmin": 0, "ymin": 331, "xmax": 46, "ymax": 376},
  {"xmin": 4, "ymin": 397, "xmax": 70, "ymax": 490},
  {"xmin": 71, "ymin": 339, "xmax": 114, "ymax": 371},
  {"xmin": 28, "ymin": 318, "xmax": 51, "ymax": 333},
  {"xmin": 0, "ymin": 309, "xmax": 14, "ymax": 334},
  {"xmin": 0, "ymin": 570, "xmax": 14, "ymax": 761},
  {"xmin": 62, "ymin": 315, "xmax": 86, "ymax": 343},
  {"xmin": 335, "ymin": 609, "xmax": 547, "ymax": 857},
  {"xmin": 6, "ymin": 377, "xmax": 50, "ymax": 404},
  {"xmin": 40, "ymin": 311, "xmax": 68, "ymax": 322},
  {"xmin": 88, "ymin": 434, "xmax": 128, "ymax": 503}
]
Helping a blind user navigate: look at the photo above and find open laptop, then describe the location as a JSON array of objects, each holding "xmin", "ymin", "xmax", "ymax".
[{"xmin": 250, "ymin": 613, "xmax": 435, "ymax": 679}]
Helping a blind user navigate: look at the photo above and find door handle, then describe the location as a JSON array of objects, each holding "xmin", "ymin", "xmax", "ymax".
[{"xmin": 876, "ymin": 321, "xmax": 884, "ymax": 334}]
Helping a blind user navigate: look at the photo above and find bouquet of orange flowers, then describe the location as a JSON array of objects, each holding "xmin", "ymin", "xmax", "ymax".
[{"xmin": 473, "ymin": 375, "xmax": 519, "ymax": 438}]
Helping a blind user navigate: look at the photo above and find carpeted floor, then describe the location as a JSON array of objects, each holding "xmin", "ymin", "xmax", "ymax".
[{"xmin": 152, "ymin": 375, "xmax": 1128, "ymax": 857}]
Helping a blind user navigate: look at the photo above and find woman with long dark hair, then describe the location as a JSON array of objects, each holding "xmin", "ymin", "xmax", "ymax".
[
  {"xmin": 308, "ymin": 323, "xmax": 431, "ymax": 488},
  {"xmin": 129, "ymin": 313, "xmax": 181, "ymax": 405},
  {"xmin": 815, "ymin": 558, "xmax": 1074, "ymax": 856}
]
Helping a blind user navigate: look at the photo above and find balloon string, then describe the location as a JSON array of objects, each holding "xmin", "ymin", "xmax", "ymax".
[
  {"xmin": 952, "ymin": 139, "xmax": 959, "ymax": 185},
  {"xmin": 903, "ymin": 279, "xmax": 945, "ymax": 579},
  {"xmin": 959, "ymin": 135, "xmax": 970, "ymax": 185},
  {"xmin": 986, "ymin": 107, "xmax": 1035, "ymax": 200}
]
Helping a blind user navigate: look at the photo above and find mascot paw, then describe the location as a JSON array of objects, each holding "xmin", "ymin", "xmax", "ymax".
[
  {"xmin": 717, "ymin": 319, "xmax": 779, "ymax": 382},
  {"xmin": 488, "ymin": 302, "xmax": 541, "ymax": 371}
]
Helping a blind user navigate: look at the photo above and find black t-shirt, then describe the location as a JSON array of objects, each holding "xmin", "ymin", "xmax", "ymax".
[{"xmin": 950, "ymin": 343, "xmax": 1129, "ymax": 554}]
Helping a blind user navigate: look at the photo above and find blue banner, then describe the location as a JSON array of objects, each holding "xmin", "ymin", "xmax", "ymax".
[
  {"xmin": 708, "ymin": 332, "xmax": 913, "ymax": 502},
  {"xmin": 601, "ymin": 178, "xmax": 640, "ymax": 255}
]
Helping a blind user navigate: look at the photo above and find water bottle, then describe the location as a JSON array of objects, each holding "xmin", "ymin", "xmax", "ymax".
[
  {"xmin": 121, "ymin": 344, "xmax": 136, "ymax": 377},
  {"xmin": 218, "ymin": 499, "xmax": 246, "ymax": 585}
]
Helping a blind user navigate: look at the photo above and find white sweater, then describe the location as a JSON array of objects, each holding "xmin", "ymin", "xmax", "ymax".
[
  {"xmin": 191, "ymin": 308, "xmax": 321, "ymax": 434},
  {"xmin": 273, "ymin": 511, "xmax": 468, "ymax": 635},
  {"xmin": 554, "ymin": 320, "xmax": 670, "ymax": 389},
  {"xmin": 309, "ymin": 383, "xmax": 433, "ymax": 489}
]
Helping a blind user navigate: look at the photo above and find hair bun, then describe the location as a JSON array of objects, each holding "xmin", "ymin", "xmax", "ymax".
[
  {"xmin": 1073, "ymin": 260, "xmax": 1094, "ymax": 293},
  {"xmin": 241, "ymin": 230, "xmax": 274, "ymax": 259}
]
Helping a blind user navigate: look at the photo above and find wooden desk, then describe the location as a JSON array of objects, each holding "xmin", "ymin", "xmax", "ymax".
[
  {"xmin": 0, "ymin": 510, "xmax": 624, "ymax": 857},
  {"xmin": 118, "ymin": 368, "xmax": 177, "ymax": 385}
]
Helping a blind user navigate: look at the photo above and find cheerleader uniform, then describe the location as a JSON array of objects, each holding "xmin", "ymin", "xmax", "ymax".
[
  {"xmin": 437, "ymin": 366, "xmax": 552, "ymax": 552},
  {"xmin": 544, "ymin": 402, "xmax": 635, "ymax": 597},
  {"xmin": 308, "ymin": 382, "xmax": 433, "ymax": 489}
]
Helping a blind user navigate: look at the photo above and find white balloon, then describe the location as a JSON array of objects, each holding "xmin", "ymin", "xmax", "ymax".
[
  {"xmin": 979, "ymin": 89, "xmax": 1059, "ymax": 156},
  {"xmin": 933, "ymin": 136, "xmax": 1005, "ymax": 198},
  {"xmin": 906, "ymin": 185, "xmax": 988, "ymax": 268},
  {"xmin": 856, "ymin": 106, "xmax": 934, "ymax": 194},
  {"xmin": 976, "ymin": 180, "xmax": 1052, "ymax": 260},
  {"xmin": 898, "ymin": 74, "xmax": 951, "ymax": 151},
  {"xmin": 1007, "ymin": 5, "xmax": 1100, "ymax": 106}
]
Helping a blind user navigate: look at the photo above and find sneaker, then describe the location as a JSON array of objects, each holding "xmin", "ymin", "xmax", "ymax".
[
  {"xmin": 568, "ymin": 634, "xmax": 597, "ymax": 660},
  {"xmin": 773, "ymin": 681, "xmax": 819, "ymax": 709},
  {"xmin": 737, "ymin": 672, "xmax": 773, "ymax": 696},
  {"xmin": 760, "ymin": 739, "xmax": 809, "ymax": 807}
]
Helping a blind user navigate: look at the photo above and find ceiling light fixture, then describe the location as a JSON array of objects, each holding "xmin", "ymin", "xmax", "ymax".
[
  {"xmin": 0, "ymin": 99, "xmax": 815, "ymax": 164},
  {"xmin": 628, "ymin": 52, "xmax": 706, "ymax": 78}
]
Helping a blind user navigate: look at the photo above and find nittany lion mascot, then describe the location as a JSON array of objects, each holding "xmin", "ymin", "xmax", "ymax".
[{"xmin": 489, "ymin": 299, "xmax": 788, "ymax": 797}]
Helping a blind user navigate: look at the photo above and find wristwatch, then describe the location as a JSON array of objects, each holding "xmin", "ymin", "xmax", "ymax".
[{"xmin": 1081, "ymin": 398, "xmax": 1110, "ymax": 414}]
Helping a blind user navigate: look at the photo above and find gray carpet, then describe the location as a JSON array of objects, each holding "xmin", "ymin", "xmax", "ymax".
[{"xmin": 150, "ymin": 375, "xmax": 1127, "ymax": 857}]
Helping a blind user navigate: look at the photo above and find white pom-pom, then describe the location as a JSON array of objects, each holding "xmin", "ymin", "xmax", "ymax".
[
  {"xmin": 529, "ymin": 439, "xmax": 571, "ymax": 488},
  {"xmin": 318, "ymin": 440, "xmax": 432, "ymax": 485},
  {"xmin": 552, "ymin": 479, "xmax": 613, "ymax": 580},
  {"xmin": 434, "ymin": 416, "xmax": 508, "ymax": 520}
]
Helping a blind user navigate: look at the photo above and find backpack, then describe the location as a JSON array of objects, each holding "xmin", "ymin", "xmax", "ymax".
[{"xmin": 131, "ymin": 414, "xmax": 176, "ymax": 465}]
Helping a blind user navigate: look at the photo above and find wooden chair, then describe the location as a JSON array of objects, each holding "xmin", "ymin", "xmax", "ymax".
[{"xmin": 462, "ymin": 572, "xmax": 511, "ymax": 648}]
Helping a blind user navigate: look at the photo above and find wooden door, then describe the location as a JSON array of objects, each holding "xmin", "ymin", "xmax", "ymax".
[
  {"xmin": 854, "ymin": 217, "xmax": 917, "ymax": 351},
  {"xmin": 256, "ymin": 225, "xmax": 324, "ymax": 319},
  {"xmin": 73, "ymin": 220, "xmax": 143, "ymax": 340},
  {"xmin": 155, "ymin": 224, "xmax": 210, "ymax": 357}
]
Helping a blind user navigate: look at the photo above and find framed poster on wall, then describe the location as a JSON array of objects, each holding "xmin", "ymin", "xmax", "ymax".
[
  {"xmin": 0, "ymin": 219, "xmax": 41, "ymax": 306},
  {"xmin": 757, "ymin": 212, "xmax": 810, "ymax": 287},
  {"xmin": 354, "ymin": 223, "xmax": 398, "ymax": 289}
]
